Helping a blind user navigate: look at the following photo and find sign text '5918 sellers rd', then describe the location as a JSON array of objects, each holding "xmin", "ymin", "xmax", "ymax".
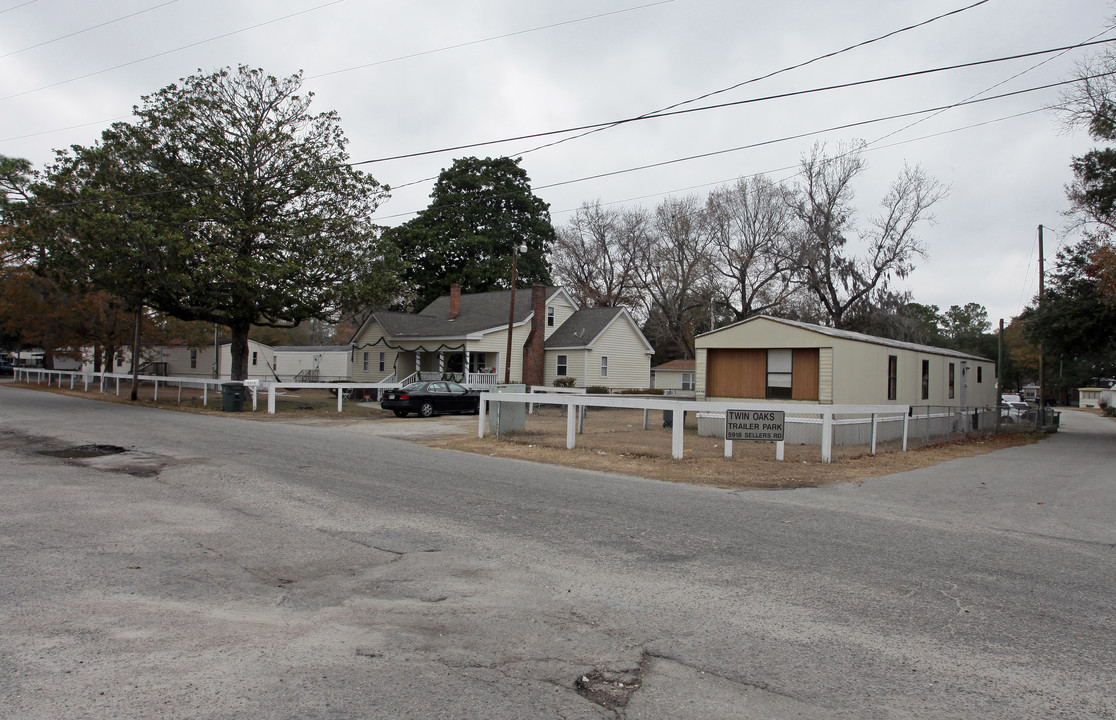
[{"xmin": 725, "ymin": 409, "xmax": 785, "ymax": 442}]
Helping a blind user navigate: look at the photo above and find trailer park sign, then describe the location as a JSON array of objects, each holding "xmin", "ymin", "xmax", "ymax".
[{"xmin": 725, "ymin": 409, "xmax": 785, "ymax": 442}]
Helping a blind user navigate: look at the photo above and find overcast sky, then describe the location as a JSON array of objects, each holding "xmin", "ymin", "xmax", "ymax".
[{"xmin": 1, "ymin": 0, "xmax": 1112, "ymax": 325}]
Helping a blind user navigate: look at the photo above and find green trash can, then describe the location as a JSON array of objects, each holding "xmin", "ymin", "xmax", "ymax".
[{"xmin": 221, "ymin": 381, "xmax": 244, "ymax": 412}]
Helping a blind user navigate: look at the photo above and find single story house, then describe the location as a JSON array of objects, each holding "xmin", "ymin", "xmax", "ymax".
[
  {"xmin": 651, "ymin": 359, "xmax": 696, "ymax": 392},
  {"xmin": 694, "ymin": 315, "xmax": 998, "ymax": 407},
  {"xmin": 350, "ymin": 284, "xmax": 654, "ymax": 389}
]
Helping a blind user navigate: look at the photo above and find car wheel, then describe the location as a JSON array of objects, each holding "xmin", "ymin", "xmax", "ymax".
[
  {"xmin": 393, "ymin": 410, "xmax": 408, "ymax": 418},
  {"xmin": 419, "ymin": 402, "xmax": 436, "ymax": 418}
]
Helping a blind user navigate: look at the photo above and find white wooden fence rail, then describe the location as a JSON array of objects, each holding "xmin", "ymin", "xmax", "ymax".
[{"xmin": 478, "ymin": 392, "xmax": 909, "ymax": 463}]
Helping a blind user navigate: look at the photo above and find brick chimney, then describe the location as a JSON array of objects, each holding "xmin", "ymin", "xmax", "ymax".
[
  {"xmin": 448, "ymin": 283, "xmax": 461, "ymax": 319},
  {"xmin": 523, "ymin": 285, "xmax": 547, "ymax": 386}
]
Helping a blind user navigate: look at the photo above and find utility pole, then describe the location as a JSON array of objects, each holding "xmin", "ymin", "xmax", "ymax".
[
  {"xmin": 996, "ymin": 318, "xmax": 1003, "ymax": 434},
  {"xmin": 1037, "ymin": 224, "xmax": 1045, "ymax": 427}
]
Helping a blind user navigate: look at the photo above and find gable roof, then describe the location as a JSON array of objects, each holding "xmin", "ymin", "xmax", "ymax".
[
  {"xmin": 363, "ymin": 286, "xmax": 568, "ymax": 339},
  {"xmin": 652, "ymin": 359, "xmax": 696, "ymax": 372},
  {"xmin": 546, "ymin": 306, "xmax": 654, "ymax": 354},
  {"xmin": 698, "ymin": 315, "xmax": 994, "ymax": 362}
]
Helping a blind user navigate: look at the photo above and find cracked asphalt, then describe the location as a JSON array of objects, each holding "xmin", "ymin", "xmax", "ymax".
[{"xmin": 1, "ymin": 383, "xmax": 1113, "ymax": 719}]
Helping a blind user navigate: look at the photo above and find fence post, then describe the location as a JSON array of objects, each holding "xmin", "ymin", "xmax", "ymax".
[
  {"xmin": 776, "ymin": 440, "xmax": 785, "ymax": 461},
  {"xmin": 821, "ymin": 410, "xmax": 833, "ymax": 463},
  {"xmin": 870, "ymin": 413, "xmax": 878, "ymax": 455},
  {"xmin": 268, "ymin": 384, "xmax": 276, "ymax": 414},
  {"xmin": 154, "ymin": 379, "xmax": 159, "ymax": 402},
  {"xmin": 337, "ymin": 385, "xmax": 343, "ymax": 412},
  {"xmin": 724, "ymin": 437, "xmax": 733, "ymax": 458},
  {"xmin": 478, "ymin": 397, "xmax": 487, "ymax": 437},
  {"xmin": 902, "ymin": 411, "xmax": 910, "ymax": 451},
  {"xmin": 671, "ymin": 410, "xmax": 685, "ymax": 459},
  {"xmin": 566, "ymin": 404, "xmax": 578, "ymax": 449}
]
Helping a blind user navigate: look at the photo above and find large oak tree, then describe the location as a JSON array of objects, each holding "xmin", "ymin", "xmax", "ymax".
[{"xmin": 35, "ymin": 66, "xmax": 396, "ymax": 381}]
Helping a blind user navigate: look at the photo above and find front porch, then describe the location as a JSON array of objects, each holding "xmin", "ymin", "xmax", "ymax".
[{"xmin": 394, "ymin": 349, "xmax": 505, "ymax": 388}]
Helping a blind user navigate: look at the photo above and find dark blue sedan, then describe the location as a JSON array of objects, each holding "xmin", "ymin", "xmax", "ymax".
[{"xmin": 381, "ymin": 381, "xmax": 481, "ymax": 418}]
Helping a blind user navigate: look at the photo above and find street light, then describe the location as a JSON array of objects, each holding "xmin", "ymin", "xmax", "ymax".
[{"xmin": 504, "ymin": 242, "xmax": 528, "ymax": 384}]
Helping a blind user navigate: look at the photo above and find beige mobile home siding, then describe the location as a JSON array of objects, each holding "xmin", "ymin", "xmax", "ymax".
[{"xmin": 696, "ymin": 317, "xmax": 997, "ymax": 407}]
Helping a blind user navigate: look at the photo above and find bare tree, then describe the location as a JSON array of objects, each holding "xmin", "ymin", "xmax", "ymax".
[
  {"xmin": 551, "ymin": 200, "xmax": 645, "ymax": 308},
  {"xmin": 790, "ymin": 142, "xmax": 947, "ymax": 328},
  {"xmin": 705, "ymin": 175, "xmax": 800, "ymax": 321},
  {"xmin": 634, "ymin": 195, "xmax": 716, "ymax": 359}
]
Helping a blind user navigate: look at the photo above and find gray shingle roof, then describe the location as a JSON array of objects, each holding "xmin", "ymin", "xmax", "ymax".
[
  {"xmin": 376, "ymin": 287, "xmax": 563, "ymax": 338},
  {"xmin": 545, "ymin": 306, "xmax": 625, "ymax": 348}
]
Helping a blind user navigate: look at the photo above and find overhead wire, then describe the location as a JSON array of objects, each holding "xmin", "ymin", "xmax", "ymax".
[
  {"xmin": 0, "ymin": 0, "xmax": 180, "ymax": 59},
  {"xmin": 26, "ymin": 68, "xmax": 1113, "ymax": 214},
  {"xmin": 509, "ymin": 0, "xmax": 993, "ymax": 158},
  {"xmin": 375, "ymin": 38, "xmax": 1116, "ymax": 189},
  {"xmin": 0, "ymin": 1, "xmax": 36, "ymax": 16},
  {"xmin": 0, "ymin": 0, "xmax": 347, "ymax": 102},
  {"xmin": 306, "ymin": 0, "xmax": 677, "ymax": 80}
]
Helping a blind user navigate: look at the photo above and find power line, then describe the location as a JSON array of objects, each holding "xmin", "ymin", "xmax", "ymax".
[
  {"xmin": 0, "ymin": 0, "xmax": 180, "ymax": 59},
  {"xmin": 26, "ymin": 70, "xmax": 1109, "ymax": 215},
  {"xmin": 374, "ymin": 39, "xmax": 1116, "ymax": 187},
  {"xmin": 510, "ymin": 0, "xmax": 993, "ymax": 158},
  {"xmin": 372, "ymin": 78, "xmax": 1095, "ymax": 222},
  {"xmin": 0, "ymin": 1, "xmax": 36, "ymax": 16},
  {"xmin": 0, "ymin": 0, "xmax": 347, "ymax": 102},
  {"xmin": 548, "ymin": 107, "xmax": 1049, "ymax": 220},
  {"xmin": 306, "ymin": 0, "xmax": 676, "ymax": 81}
]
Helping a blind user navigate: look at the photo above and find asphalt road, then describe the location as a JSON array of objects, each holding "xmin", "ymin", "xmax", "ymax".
[{"xmin": 1, "ymin": 384, "xmax": 1113, "ymax": 719}]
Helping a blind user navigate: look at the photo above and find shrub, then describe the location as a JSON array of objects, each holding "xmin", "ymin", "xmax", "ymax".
[
  {"xmin": 585, "ymin": 385, "xmax": 611, "ymax": 395},
  {"xmin": 1105, "ymin": 406, "xmax": 1116, "ymax": 418},
  {"xmin": 618, "ymin": 387, "xmax": 664, "ymax": 395},
  {"xmin": 553, "ymin": 376, "xmax": 576, "ymax": 388}
]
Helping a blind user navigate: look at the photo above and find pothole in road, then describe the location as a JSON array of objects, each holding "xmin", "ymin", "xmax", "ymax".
[
  {"xmin": 574, "ymin": 659, "xmax": 648, "ymax": 710},
  {"xmin": 38, "ymin": 444, "xmax": 128, "ymax": 459}
]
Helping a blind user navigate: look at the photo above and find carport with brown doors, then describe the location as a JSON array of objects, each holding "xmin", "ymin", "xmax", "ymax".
[{"xmin": 695, "ymin": 315, "xmax": 997, "ymax": 408}]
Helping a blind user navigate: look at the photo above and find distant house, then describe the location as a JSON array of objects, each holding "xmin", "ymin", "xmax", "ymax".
[
  {"xmin": 1077, "ymin": 384, "xmax": 1116, "ymax": 408},
  {"xmin": 651, "ymin": 359, "xmax": 695, "ymax": 392},
  {"xmin": 694, "ymin": 315, "xmax": 997, "ymax": 407},
  {"xmin": 272, "ymin": 345, "xmax": 352, "ymax": 382},
  {"xmin": 350, "ymin": 284, "xmax": 654, "ymax": 389},
  {"xmin": 217, "ymin": 340, "xmax": 276, "ymax": 381}
]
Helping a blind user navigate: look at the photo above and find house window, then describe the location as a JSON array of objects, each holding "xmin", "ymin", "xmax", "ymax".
[
  {"xmin": 547, "ymin": 307, "xmax": 555, "ymax": 327},
  {"xmin": 766, "ymin": 349, "xmax": 793, "ymax": 399},
  {"xmin": 470, "ymin": 353, "xmax": 489, "ymax": 373},
  {"xmin": 190, "ymin": 348, "xmax": 197, "ymax": 369},
  {"xmin": 921, "ymin": 359, "xmax": 930, "ymax": 400},
  {"xmin": 977, "ymin": 366, "xmax": 983, "ymax": 383},
  {"xmin": 362, "ymin": 352, "xmax": 369, "ymax": 372},
  {"xmin": 556, "ymin": 354, "xmax": 567, "ymax": 377},
  {"xmin": 681, "ymin": 373, "xmax": 694, "ymax": 391},
  {"xmin": 949, "ymin": 363, "xmax": 956, "ymax": 399},
  {"xmin": 379, "ymin": 352, "xmax": 386, "ymax": 372},
  {"xmin": 887, "ymin": 355, "xmax": 897, "ymax": 400},
  {"xmin": 600, "ymin": 356, "xmax": 609, "ymax": 378},
  {"xmin": 116, "ymin": 355, "xmax": 123, "ymax": 367},
  {"xmin": 252, "ymin": 351, "xmax": 258, "ymax": 366}
]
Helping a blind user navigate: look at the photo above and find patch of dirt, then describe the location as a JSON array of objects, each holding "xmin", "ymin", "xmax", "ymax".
[{"xmin": 423, "ymin": 408, "xmax": 1046, "ymax": 489}]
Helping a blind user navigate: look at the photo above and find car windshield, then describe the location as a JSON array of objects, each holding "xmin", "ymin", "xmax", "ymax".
[
  {"xmin": 1010, "ymin": 402, "xmax": 1029, "ymax": 410},
  {"xmin": 401, "ymin": 382, "xmax": 426, "ymax": 391}
]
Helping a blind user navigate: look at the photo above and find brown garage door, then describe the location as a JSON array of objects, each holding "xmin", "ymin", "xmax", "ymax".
[
  {"xmin": 706, "ymin": 348, "xmax": 820, "ymax": 400},
  {"xmin": 706, "ymin": 349, "xmax": 765, "ymax": 398}
]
